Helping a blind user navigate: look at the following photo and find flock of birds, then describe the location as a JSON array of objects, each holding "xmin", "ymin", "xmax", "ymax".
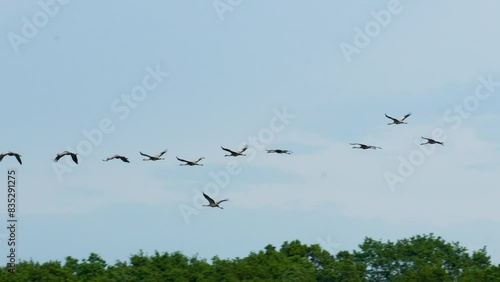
[
  {"xmin": 0, "ymin": 147, "xmax": 293, "ymax": 166},
  {"xmin": 0, "ymin": 145, "xmax": 292, "ymax": 209},
  {"xmin": 348, "ymin": 113, "xmax": 444, "ymax": 150},
  {"xmin": 0, "ymin": 113, "xmax": 444, "ymax": 209}
]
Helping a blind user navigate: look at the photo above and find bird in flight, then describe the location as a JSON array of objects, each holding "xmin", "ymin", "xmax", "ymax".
[
  {"xmin": 221, "ymin": 145, "xmax": 248, "ymax": 157},
  {"xmin": 385, "ymin": 113, "xmax": 412, "ymax": 125},
  {"xmin": 54, "ymin": 151, "xmax": 78, "ymax": 164},
  {"xmin": 350, "ymin": 143, "xmax": 382, "ymax": 150},
  {"xmin": 140, "ymin": 149, "xmax": 167, "ymax": 161},
  {"xmin": 102, "ymin": 155, "xmax": 130, "ymax": 163},
  {"xmin": 176, "ymin": 156, "xmax": 205, "ymax": 166},
  {"xmin": 202, "ymin": 192, "xmax": 228, "ymax": 209},
  {"xmin": 0, "ymin": 151, "xmax": 22, "ymax": 165},
  {"xmin": 266, "ymin": 149, "xmax": 293, "ymax": 154},
  {"xmin": 420, "ymin": 137, "xmax": 444, "ymax": 146}
]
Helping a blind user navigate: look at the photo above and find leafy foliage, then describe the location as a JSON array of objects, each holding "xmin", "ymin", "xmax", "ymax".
[{"xmin": 1, "ymin": 234, "xmax": 499, "ymax": 281}]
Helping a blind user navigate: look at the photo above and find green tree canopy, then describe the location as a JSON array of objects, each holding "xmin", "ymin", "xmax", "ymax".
[{"xmin": 1, "ymin": 234, "xmax": 499, "ymax": 282}]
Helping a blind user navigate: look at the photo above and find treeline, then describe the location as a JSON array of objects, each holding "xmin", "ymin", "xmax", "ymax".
[{"xmin": 1, "ymin": 234, "xmax": 500, "ymax": 281}]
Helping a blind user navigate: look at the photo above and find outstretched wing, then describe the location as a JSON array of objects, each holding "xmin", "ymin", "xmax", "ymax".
[
  {"xmin": 140, "ymin": 152, "xmax": 153, "ymax": 158},
  {"xmin": 120, "ymin": 156, "xmax": 130, "ymax": 163},
  {"xmin": 217, "ymin": 199, "xmax": 229, "ymax": 204},
  {"xmin": 385, "ymin": 114, "xmax": 398, "ymax": 122},
  {"xmin": 203, "ymin": 193, "xmax": 215, "ymax": 205},
  {"xmin": 156, "ymin": 149, "xmax": 168, "ymax": 158},
  {"xmin": 221, "ymin": 146, "xmax": 237, "ymax": 154},
  {"xmin": 0, "ymin": 154, "xmax": 5, "ymax": 162},
  {"xmin": 239, "ymin": 145, "xmax": 248, "ymax": 153},
  {"xmin": 70, "ymin": 153, "xmax": 78, "ymax": 164},
  {"xmin": 15, "ymin": 154, "xmax": 22, "ymax": 165},
  {"xmin": 349, "ymin": 143, "xmax": 363, "ymax": 146},
  {"xmin": 176, "ymin": 156, "xmax": 189, "ymax": 163},
  {"xmin": 54, "ymin": 153, "xmax": 63, "ymax": 162},
  {"xmin": 421, "ymin": 136, "xmax": 430, "ymax": 141},
  {"xmin": 401, "ymin": 113, "xmax": 412, "ymax": 121}
]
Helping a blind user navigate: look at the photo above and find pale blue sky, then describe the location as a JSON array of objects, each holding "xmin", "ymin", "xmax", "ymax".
[{"xmin": 1, "ymin": 1, "xmax": 500, "ymax": 264}]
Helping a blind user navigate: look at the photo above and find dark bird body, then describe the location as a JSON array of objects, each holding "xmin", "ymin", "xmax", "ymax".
[
  {"xmin": 385, "ymin": 113, "xmax": 412, "ymax": 125},
  {"xmin": 266, "ymin": 149, "xmax": 292, "ymax": 154},
  {"xmin": 140, "ymin": 149, "xmax": 167, "ymax": 161},
  {"xmin": 0, "ymin": 151, "xmax": 22, "ymax": 165},
  {"xmin": 350, "ymin": 143, "xmax": 382, "ymax": 150},
  {"xmin": 54, "ymin": 151, "xmax": 78, "ymax": 164},
  {"xmin": 221, "ymin": 145, "xmax": 248, "ymax": 157},
  {"xmin": 420, "ymin": 137, "xmax": 444, "ymax": 146},
  {"xmin": 103, "ymin": 155, "xmax": 130, "ymax": 163},
  {"xmin": 203, "ymin": 192, "xmax": 228, "ymax": 209},
  {"xmin": 176, "ymin": 156, "xmax": 204, "ymax": 166}
]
